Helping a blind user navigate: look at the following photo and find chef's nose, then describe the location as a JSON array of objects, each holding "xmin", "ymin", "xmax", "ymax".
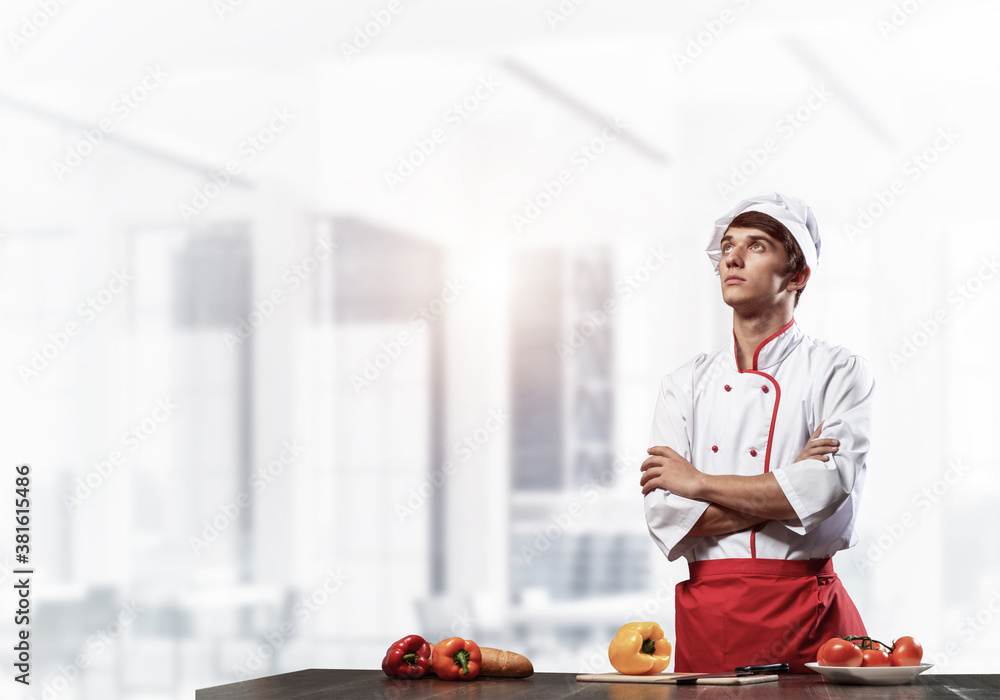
[{"xmin": 723, "ymin": 246, "xmax": 743, "ymax": 269}]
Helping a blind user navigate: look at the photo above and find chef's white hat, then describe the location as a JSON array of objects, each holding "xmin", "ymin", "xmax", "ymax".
[{"xmin": 706, "ymin": 191, "xmax": 820, "ymax": 274}]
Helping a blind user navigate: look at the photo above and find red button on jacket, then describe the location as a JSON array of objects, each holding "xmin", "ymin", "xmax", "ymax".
[{"xmin": 750, "ymin": 449, "xmax": 757, "ymax": 457}]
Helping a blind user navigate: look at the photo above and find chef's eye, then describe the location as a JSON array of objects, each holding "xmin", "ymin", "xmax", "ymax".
[
  {"xmin": 722, "ymin": 243, "xmax": 733, "ymax": 253},
  {"xmin": 751, "ymin": 242, "xmax": 764, "ymax": 250}
]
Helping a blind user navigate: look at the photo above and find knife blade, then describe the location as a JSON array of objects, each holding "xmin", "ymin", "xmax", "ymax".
[
  {"xmin": 735, "ymin": 663, "xmax": 790, "ymax": 675},
  {"xmin": 670, "ymin": 672, "xmax": 746, "ymax": 684}
]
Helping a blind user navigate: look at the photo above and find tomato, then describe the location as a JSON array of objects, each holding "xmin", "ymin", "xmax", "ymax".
[
  {"xmin": 861, "ymin": 649, "xmax": 891, "ymax": 667},
  {"xmin": 890, "ymin": 636, "xmax": 923, "ymax": 667},
  {"xmin": 818, "ymin": 638, "xmax": 863, "ymax": 667}
]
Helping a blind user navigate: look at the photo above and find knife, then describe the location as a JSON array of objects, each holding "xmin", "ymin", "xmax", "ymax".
[
  {"xmin": 671, "ymin": 664, "xmax": 788, "ymax": 684},
  {"xmin": 735, "ymin": 663, "xmax": 790, "ymax": 675},
  {"xmin": 671, "ymin": 672, "xmax": 744, "ymax": 684}
]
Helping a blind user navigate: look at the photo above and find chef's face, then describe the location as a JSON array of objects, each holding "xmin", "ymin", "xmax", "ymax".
[{"xmin": 719, "ymin": 227, "xmax": 799, "ymax": 313}]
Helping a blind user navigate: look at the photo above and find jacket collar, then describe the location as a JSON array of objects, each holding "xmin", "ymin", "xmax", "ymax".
[{"xmin": 729, "ymin": 318, "xmax": 803, "ymax": 372}]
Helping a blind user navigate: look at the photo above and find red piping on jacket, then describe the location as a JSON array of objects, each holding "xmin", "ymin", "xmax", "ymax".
[{"xmin": 732, "ymin": 318, "xmax": 792, "ymax": 558}]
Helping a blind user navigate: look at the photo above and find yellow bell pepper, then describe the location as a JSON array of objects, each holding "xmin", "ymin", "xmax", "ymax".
[{"xmin": 608, "ymin": 622, "xmax": 672, "ymax": 675}]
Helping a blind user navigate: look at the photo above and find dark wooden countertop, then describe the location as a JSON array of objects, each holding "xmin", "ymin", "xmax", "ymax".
[{"xmin": 196, "ymin": 669, "xmax": 1000, "ymax": 699}]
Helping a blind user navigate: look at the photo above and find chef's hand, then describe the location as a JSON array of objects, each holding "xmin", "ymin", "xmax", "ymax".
[
  {"xmin": 795, "ymin": 421, "xmax": 839, "ymax": 463},
  {"xmin": 640, "ymin": 446, "xmax": 704, "ymax": 498}
]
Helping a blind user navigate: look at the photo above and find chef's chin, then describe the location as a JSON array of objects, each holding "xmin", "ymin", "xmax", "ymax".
[
  {"xmin": 720, "ymin": 286, "xmax": 749, "ymax": 306},
  {"xmin": 720, "ymin": 289, "xmax": 766, "ymax": 314}
]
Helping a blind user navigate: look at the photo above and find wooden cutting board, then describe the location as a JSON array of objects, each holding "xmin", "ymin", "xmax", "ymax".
[{"xmin": 576, "ymin": 672, "xmax": 779, "ymax": 685}]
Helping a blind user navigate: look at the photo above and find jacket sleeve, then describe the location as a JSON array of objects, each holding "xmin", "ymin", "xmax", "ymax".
[
  {"xmin": 643, "ymin": 361, "xmax": 710, "ymax": 562},
  {"xmin": 771, "ymin": 354, "xmax": 874, "ymax": 535}
]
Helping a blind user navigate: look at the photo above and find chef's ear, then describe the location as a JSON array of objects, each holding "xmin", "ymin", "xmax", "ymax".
[{"xmin": 787, "ymin": 266, "xmax": 811, "ymax": 291}]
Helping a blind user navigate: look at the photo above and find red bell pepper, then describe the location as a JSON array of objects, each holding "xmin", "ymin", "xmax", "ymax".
[
  {"xmin": 381, "ymin": 635, "xmax": 433, "ymax": 679},
  {"xmin": 431, "ymin": 637, "xmax": 482, "ymax": 681}
]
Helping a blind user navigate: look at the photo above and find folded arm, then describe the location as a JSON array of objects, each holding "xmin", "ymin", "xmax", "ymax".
[
  {"xmin": 641, "ymin": 448, "xmax": 797, "ymax": 519},
  {"xmin": 642, "ymin": 421, "xmax": 838, "ymax": 527},
  {"xmin": 643, "ymin": 355, "xmax": 871, "ymax": 557},
  {"xmin": 688, "ymin": 503, "xmax": 766, "ymax": 537}
]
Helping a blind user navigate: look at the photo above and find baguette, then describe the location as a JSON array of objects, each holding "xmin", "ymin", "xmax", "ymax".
[{"xmin": 479, "ymin": 646, "xmax": 533, "ymax": 678}]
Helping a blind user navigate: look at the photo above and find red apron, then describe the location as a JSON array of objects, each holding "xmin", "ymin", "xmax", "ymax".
[{"xmin": 674, "ymin": 558, "xmax": 866, "ymax": 673}]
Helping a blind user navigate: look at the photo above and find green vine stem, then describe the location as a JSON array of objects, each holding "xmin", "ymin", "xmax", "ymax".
[{"xmin": 844, "ymin": 635, "xmax": 893, "ymax": 652}]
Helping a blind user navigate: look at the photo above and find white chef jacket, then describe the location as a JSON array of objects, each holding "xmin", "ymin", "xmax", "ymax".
[{"xmin": 644, "ymin": 319, "xmax": 874, "ymax": 562}]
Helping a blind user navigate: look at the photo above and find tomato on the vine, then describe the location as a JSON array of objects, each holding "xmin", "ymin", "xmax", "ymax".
[
  {"xmin": 861, "ymin": 649, "xmax": 891, "ymax": 667},
  {"xmin": 817, "ymin": 638, "xmax": 863, "ymax": 667},
  {"xmin": 890, "ymin": 636, "xmax": 923, "ymax": 667}
]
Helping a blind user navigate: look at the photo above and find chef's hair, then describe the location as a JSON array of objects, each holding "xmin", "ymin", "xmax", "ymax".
[{"xmin": 727, "ymin": 211, "xmax": 808, "ymax": 307}]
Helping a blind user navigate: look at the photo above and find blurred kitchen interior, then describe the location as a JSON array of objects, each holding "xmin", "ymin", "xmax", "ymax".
[{"xmin": 1, "ymin": 1, "xmax": 999, "ymax": 698}]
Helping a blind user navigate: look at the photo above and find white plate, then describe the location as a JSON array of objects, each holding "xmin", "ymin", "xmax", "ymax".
[{"xmin": 805, "ymin": 662, "xmax": 933, "ymax": 686}]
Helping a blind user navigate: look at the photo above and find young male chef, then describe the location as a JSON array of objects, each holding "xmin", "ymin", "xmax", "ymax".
[{"xmin": 639, "ymin": 191, "xmax": 873, "ymax": 673}]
